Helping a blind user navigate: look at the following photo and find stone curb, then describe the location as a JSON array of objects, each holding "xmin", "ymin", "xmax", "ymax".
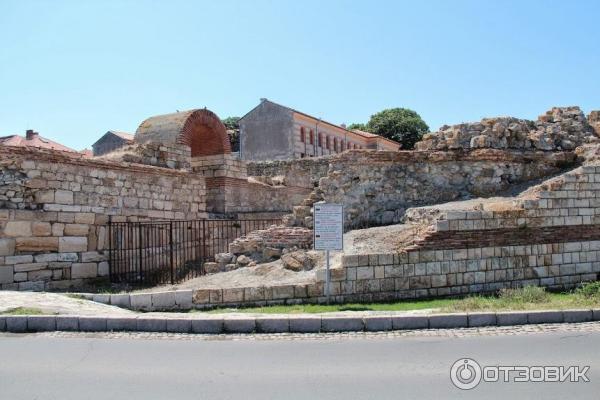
[{"xmin": 0, "ymin": 310, "xmax": 598, "ymax": 334}]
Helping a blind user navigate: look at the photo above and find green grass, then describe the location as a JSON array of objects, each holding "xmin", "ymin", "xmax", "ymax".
[
  {"xmin": 204, "ymin": 298, "xmax": 455, "ymax": 314},
  {"xmin": 1, "ymin": 307, "xmax": 50, "ymax": 315},
  {"xmin": 201, "ymin": 283, "xmax": 600, "ymax": 314}
]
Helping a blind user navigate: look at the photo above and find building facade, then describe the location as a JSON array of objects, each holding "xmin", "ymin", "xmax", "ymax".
[
  {"xmin": 239, "ymin": 99, "xmax": 400, "ymax": 161},
  {"xmin": 92, "ymin": 131, "xmax": 134, "ymax": 156}
]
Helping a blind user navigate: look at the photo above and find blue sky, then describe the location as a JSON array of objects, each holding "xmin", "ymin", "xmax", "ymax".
[{"xmin": 1, "ymin": 0, "xmax": 599, "ymax": 150}]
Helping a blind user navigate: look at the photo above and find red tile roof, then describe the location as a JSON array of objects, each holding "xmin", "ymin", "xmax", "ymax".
[{"xmin": 0, "ymin": 132, "xmax": 78, "ymax": 153}]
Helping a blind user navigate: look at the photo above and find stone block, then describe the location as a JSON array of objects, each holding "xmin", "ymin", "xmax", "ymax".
[
  {"xmin": 287, "ymin": 316, "xmax": 321, "ymax": 333},
  {"xmin": 192, "ymin": 289, "xmax": 210, "ymax": 304},
  {"xmin": 14, "ymin": 263, "xmax": 47, "ymax": 273},
  {"xmin": 27, "ymin": 315, "xmax": 56, "ymax": 332},
  {"xmin": 562, "ymin": 309, "xmax": 593, "ymax": 323},
  {"xmin": 109, "ymin": 294, "xmax": 131, "ymax": 308},
  {"xmin": 166, "ymin": 318, "xmax": 192, "ymax": 333},
  {"xmin": 130, "ymin": 293, "xmax": 153, "ymax": 310},
  {"xmin": 64, "ymin": 224, "xmax": 90, "ymax": 236},
  {"xmin": 106, "ymin": 317, "xmax": 137, "ymax": 331},
  {"xmin": 0, "ymin": 238, "xmax": 15, "ymax": 256},
  {"xmin": 79, "ymin": 316, "xmax": 108, "ymax": 332},
  {"xmin": 391, "ymin": 316, "xmax": 429, "ymax": 330},
  {"xmin": 55, "ymin": 190, "xmax": 74, "ymax": 205},
  {"xmin": 191, "ymin": 318, "xmax": 223, "ymax": 334},
  {"xmin": 97, "ymin": 262, "xmax": 109, "ymax": 277},
  {"xmin": 58, "ymin": 236, "xmax": 88, "ymax": 253},
  {"xmin": 429, "ymin": 314, "xmax": 468, "ymax": 329},
  {"xmin": 271, "ymin": 285, "xmax": 294, "ymax": 300},
  {"xmin": 0, "ymin": 266, "xmax": 13, "ymax": 284},
  {"xmin": 222, "ymin": 288, "xmax": 245, "ymax": 303},
  {"xmin": 321, "ymin": 316, "xmax": 364, "ymax": 332},
  {"xmin": 527, "ymin": 311, "xmax": 564, "ymax": 324},
  {"xmin": 15, "ymin": 237, "xmax": 59, "ymax": 252},
  {"xmin": 5, "ymin": 316, "xmax": 27, "ymax": 332},
  {"xmin": 223, "ymin": 317, "xmax": 256, "ymax": 333},
  {"xmin": 496, "ymin": 311, "xmax": 528, "ymax": 326},
  {"xmin": 56, "ymin": 316, "xmax": 79, "ymax": 331},
  {"xmin": 71, "ymin": 263, "xmax": 97, "ymax": 279},
  {"xmin": 364, "ymin": 316, "xmax": 392, "ymax": 331},
  {"xmin": 137, "ymin": 317, "xmax": 167, "ymax": 332},
  {"xmin": 3, "ymin": 221, "xmax": 32, "ymax": 237},
  {"xmin": 256, "ymin": 317, "xmax": 289, "ymax": 333},
  {"xmin": 175, "ymin": 290, "xmax": 193, "ymax": 308},
  {"xmin": 31, "ymin": 222, "xmax": 52, "ymax": 236},
  {"xmin": 151, "ymin": 292, "xmax": 177, "ymax": 309},
  {"xmin": 92, "ymin": 294, "xmax": 110, "ymax": 304},
  {"xmin": 0, "ymin": 316, "xmax": 5, "ymax": 331},
  {"xmin": 468, "ymin": 312, "xmax": 497, "ymax": 327}
]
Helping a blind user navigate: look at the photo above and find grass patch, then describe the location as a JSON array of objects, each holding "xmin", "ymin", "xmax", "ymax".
[
  {"xmin": 200, "ymin": 283, "xmax": 600, "ymax": 314},
  {"xmin": 204, "ymin": 298, "xmax": 455, "ymax": 314},
  {"xmin": 1, "ymin": 307, "xmax": 50, "ymax": 315}
]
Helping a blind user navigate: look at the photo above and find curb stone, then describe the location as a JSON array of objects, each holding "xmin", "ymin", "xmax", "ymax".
[
  {"xmin": 1, "ymin": 309, "xmax": 600, "ymax": 334},
  {"xmin": 56, "ymin": 315, "xmax": 79, "ymax": 331},
  {"xmin": 5, "ymin": 316, "xmax": 27, "ymax": 333},
  {"xmin": 27, "ymin": 315, "xmax": 56, "ymax": 332}
]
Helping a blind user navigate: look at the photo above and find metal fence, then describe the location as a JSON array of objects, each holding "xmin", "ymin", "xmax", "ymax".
[{"xmin": 108, "ymin": 218, "xmax": 280, "ymax": 285}]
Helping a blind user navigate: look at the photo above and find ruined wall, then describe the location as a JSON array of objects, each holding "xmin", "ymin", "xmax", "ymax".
[
  {"xmin": 192, "ymin": 154, "xmax": 312, "ymax": 216},
  {"xmin": 288, "ymin": 149, "xmax": 576, "ymax": 229},
  {"xmin": 416, "ymin": 106, "xmax": 597, "ymax": 152},
  {"xmin": 246, "ymin": 157, "xmax": 331, "ymax": 190},
  {"xmin": 0, "ymin": 147, "xmax": 207, "ymax": 290}
]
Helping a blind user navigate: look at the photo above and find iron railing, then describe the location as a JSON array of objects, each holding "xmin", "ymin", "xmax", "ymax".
[{"xmin": 108, "ymin": 218, "xmax": 280, "ymax": 285}]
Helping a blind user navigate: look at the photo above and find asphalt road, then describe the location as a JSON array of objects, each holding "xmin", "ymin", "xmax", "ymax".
[{"xmin": 1, "ymin": 330, "xmax": 599, "ymax": 400}]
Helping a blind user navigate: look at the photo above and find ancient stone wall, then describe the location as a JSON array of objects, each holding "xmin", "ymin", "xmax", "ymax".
[
  {"xmin": 416, "ymin": 106, "xmax": 597, "ymax": 152},
  {"xmin": 246, "ymin": 158, "xmax": 331, "ymax": 190},
  {"xmin": 288, "ymin": 149, "xmax": 576, "ymax": 229},
  {"xmin": 192, "ymin": 154, "xmax": 312, "ymax": 216},
  {"xmin": 0, "ymin": 147, "xmax": 207, "ymax": 290}
]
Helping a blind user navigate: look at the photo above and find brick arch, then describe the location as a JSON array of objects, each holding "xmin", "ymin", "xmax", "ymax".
[
  {"xmin": 178, "ymin": 109, "xmax": 231, "ymax": 157},
  {"xmin": 135, "ymin": 108, "xmax": 231, "ymax": 157}
]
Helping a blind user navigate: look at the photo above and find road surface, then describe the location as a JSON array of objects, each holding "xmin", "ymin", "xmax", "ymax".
[{"xmin": 1, "ymin": 326, "xmax": 599, "ymax": 399}]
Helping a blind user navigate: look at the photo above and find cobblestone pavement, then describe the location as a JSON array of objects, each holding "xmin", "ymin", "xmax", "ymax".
[{"xmin": 5, "ymin": 321, "xmax": 600, "ymax": 341}]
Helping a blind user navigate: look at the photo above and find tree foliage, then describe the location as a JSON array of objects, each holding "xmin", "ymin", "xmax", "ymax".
[
  {"xmin": 347, "ymin": 122, "xmax": 368, "ymax": 131},
  {"xmin": 349, "ymin": 108, "xmax": 429, "ymax": 149},
  {"xmin": 221, "ymin": 116, "xmax": 240, "ymax": 130}
]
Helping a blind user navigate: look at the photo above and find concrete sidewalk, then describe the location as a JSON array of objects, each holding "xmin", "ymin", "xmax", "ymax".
[{"xmin": 1, "ymin": 309, "xmax": 599, "ymax": 334}]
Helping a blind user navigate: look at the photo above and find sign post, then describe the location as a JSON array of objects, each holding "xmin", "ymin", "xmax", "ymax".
[{"xmin": 313, "ymin": 203, "xmax": 344, "ymax": 304}]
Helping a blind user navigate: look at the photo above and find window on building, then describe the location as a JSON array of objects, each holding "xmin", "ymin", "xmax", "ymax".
[
  {"xmin": 354, "ymin": 143, "xmax": 358, "ymax": 149},
  {"xmin": 333, "ymin": 138, "xmax": 338, "ymax": 152},
  {"xmin": 326, "ymin": 136, "xmax": 330, "ymax": 150},
  {"xmin": 318, "ymin": 133, "xmax": 323, "ymax": 147},
  {"xmin": 309, "ymin": 130, "xmax": 314, "ymax": 145},
  {"xmin": 300, "ymin": 153, "xmax": 305, "ymax": 158},
  {"xmin": 300, "ymin": 127, "xmax": 305, "ymax": 143},
  {"xmin": 347, "ymin": 142, "xmax": 352, "ymax": 150}
]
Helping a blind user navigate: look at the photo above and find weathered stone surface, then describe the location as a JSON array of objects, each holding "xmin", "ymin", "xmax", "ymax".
[
  {"xmin": 527, "ymin": 311, "xmax": 563, "ymax": 324},
  {"xmin": 63, "ymin": 224, "xmax": 89, "ymax": 236},
  {"xmin": 391, "ymin": 316, "xmax": 429, "ymax": 330},
  {"xmin": 5, "ymin": 316, "xmax": 27, "ymax": 332},
  {"xmin": 282, "ymin": 251, "xmax": 315, "ymax": 272},
  {"xmin": 256, "ymin": 317, "xmax": 289, "ymax": 333},
  {"xmin": 78, "ymin": 316, "xmax": 107, "ymax": 332},
  {"xmin": 166, "ymin": 318, "xmax": 192, "ymax": 333},
  {"xmin": 58, "ymin": 237, "xmax": 88, "ymax": 253},
  {"xmin": 468, "ymin": 312, "xmax": 497, "ymax": 327},
  {"xmin": 56, "ymin": 316, "xmax": 79, "ymax": 331},
  {"xmin": 0, "ymin": 238, "xmax": 15, "ymax": 256},
  {"xmin": 289, "ymin": 316, "xmax": 321, "ymax": 333},
  {"xmin": 31, "ymin": 222, "xmax": 51, "ymax": 236},
  {"xmin": 15, "ymin": 237, "xmax": 59, "ymax": 252},
  {"xmin": 191, "ymin": 318, "xmax": 223, "ymax": 334},
  {"xmin": 71, "ymin": 263, "xmax": 97, "ymax": 279},
  {"xmin": 3, "ymin": 221, "xmax": 32, "ymax": 237},
  {"xmin": 137, "ymin": 317, "xmax": 167, "ymax": 332},
  {"xmin": 0, "ymin": 266, "xmax": 13, "ymax": 284},
  {"xmin": 321, "ymin": 316, "xmax": 364, "ymax": 332},
  {"xmin": 223, "ymin": 317, "xmax": 255, "ymax": 333},
  {"xmin": 496, "ymin": 311, "xmax": 528, "ymax": 326},
  {"xmin": 27, "ymin": 316, "xmax": 56, "ymax": 332},
  {"xmin": 364, "ymin": 316, "xmax": 392, "ymax": 331},
  {"xmin": 106, "ymin": 317, "xmax": 137, "ymax": 331}
]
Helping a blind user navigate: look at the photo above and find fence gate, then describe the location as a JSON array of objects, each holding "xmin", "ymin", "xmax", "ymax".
[{"xmin": 108, "ymin": 218, "xmax": 280, "ymax": 285}]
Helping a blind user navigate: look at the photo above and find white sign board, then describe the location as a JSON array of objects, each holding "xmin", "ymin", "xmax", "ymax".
[{"xmin": 313, "ymin": 203, "xmax": 344, "ymax": 251}]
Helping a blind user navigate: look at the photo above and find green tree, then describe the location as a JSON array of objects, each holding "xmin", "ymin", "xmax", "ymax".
[
  {"xmin": 366, "ymin": 108, "xmax": 429, "ymax": 149},
  {"xmin": 221, "ymin": 116, "xmax": 240, "ymax": 130},
  {"xmin": 348, "ymin": 108, "xmax": 429, "ymax": 149},
  {"xmin": 347, "ymin": 122, "xmax": 368, "ymax": 131}
]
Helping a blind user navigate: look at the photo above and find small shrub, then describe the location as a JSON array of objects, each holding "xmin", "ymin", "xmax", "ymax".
[
  {"xmin": 576, "ymin": 281, "xmax": 600, "ymax": 298},
  {"xmin": 499, "ymin": 286, "xmax": 549, "ymax": 304}
]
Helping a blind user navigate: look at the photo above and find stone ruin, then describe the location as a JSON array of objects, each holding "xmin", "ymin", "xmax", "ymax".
[
  {"xmin": 3, "ymin": 105, "xmax": 600, "ymax": 305},
  {"xmin": 415, "ymin": 106, "xmax": 597, "ymax": 152}
]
